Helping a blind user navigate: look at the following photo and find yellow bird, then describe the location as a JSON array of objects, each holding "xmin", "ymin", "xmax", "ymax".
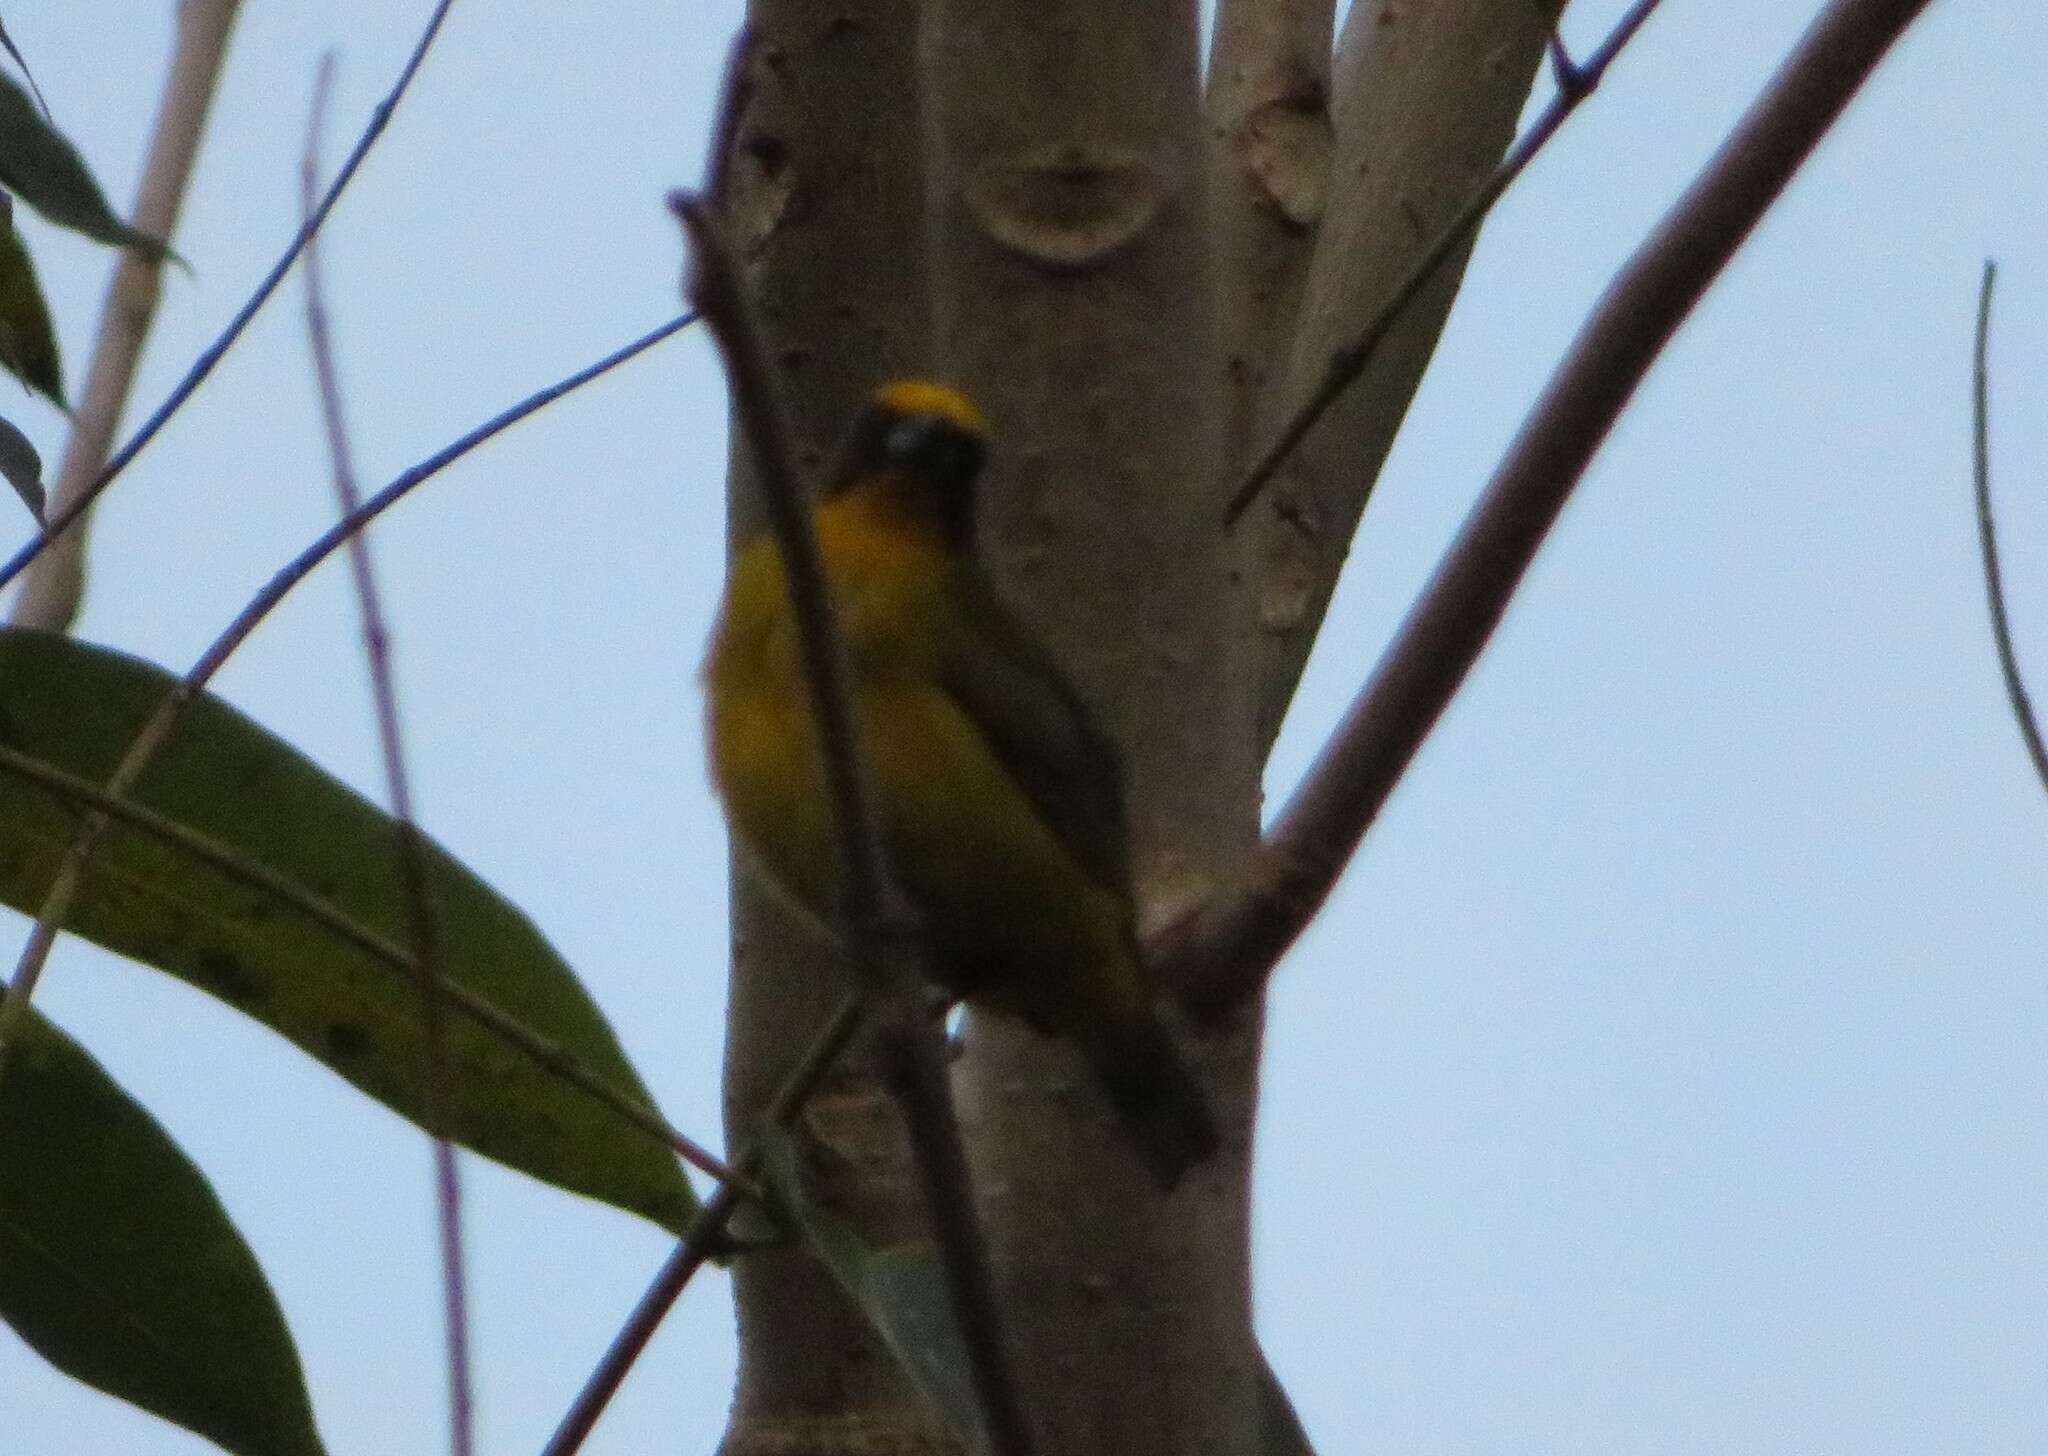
[{"xmin": 704, "ymin": 380, "xmax": 1218, "ymax": 1188}]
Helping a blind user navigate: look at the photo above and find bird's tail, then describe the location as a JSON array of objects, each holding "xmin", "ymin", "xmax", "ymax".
[{"xmin": 1084, "ymin": 1009, "xmax": 1221, "ymax": 1191}]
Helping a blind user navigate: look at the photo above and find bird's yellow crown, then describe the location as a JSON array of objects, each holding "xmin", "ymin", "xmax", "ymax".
[{"xmin": 874, "ymin": 379, "xmax": 988, "ymax": 438}]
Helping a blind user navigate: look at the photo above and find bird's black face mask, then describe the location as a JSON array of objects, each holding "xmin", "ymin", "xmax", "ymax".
[{"xmin": 879, "ymin": 411, "xmax": 986, "ymax": 548}]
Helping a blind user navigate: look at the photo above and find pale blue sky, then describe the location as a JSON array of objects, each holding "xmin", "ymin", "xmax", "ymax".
[{"xmin": 3, "ymin": 2, "xmax": 2043, "ymax": 1453}]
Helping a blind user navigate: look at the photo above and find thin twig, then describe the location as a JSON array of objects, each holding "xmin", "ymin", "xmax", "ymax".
[
  {"xmin": 1221, "ymin": 0, "xmax": 1665, "ymax": 525},
  {"xmin": 671, "ymin": 42, "xmax": 1033, "ymax": 1441},
  {"xmin": 300, "ymin": 57, "xmax": 472, "ymax": 1456},
  {"xmin": 674, "ymin": 185, "xmax": 1036, "ymax": 1456},
  {"xmin": 10, "ymin": 0, "xmax": 243, "ymax": 630},
  {"xmin": 0, "ymin": 0, "xmax": 459, "ymax": 601},
  {"xmin": 1171, "ymin": 0, "xmax": 1940, "ymax": 1017},
  {"xmin": 0, "ymin": 740, "xmax": 738, "ymax": 1187},
  {"xmin": 1544, "ymin": 15, "xmax": 1592, "ymax": 101},
  {"xmin": 0, "ymin": 310, "xmax": 694, "ymax": 1098},
  {"xmin": 539, "ymin": 995, "xmax": 866, "ymax": 1456},
  {"xmin": 668, "ymin": 231, "xmax": 890, "ymax": 933},
  {"xmin": 1972, "ymin": 260, "xmax": 2048, "ymax": 797}
]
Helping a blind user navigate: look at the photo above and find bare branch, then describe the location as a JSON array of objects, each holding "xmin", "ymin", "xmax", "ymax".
[
  {"xmin": 1971, "ymin": 260, "xmax": 2048, "ymax": 798},
  {"xmin": 1240, "ymin": 0, "xmax": 1575, "ymax": 751},
  {"xmin": 539, "ymin": 994, "xmax": 865, "ymax": 1456},
  {"xmin": 300, "ymin": 56, "xmax": 473, "ymax": 1456},
  {"xmin": 10, "ymin": 0, "xmax": 242, "ymax": 630},
  {"xmin": 0, "ymin": 0, "xmax": 459, "ymax": 603},
  {"xmin": 671, "ymin": 196, "xmax": 895, "ymax": 938},
  {"xmin": 1206, "ymin": 0, "xmax": 1335, "ymax": 472},
  {"xmin": 703, "ymin": 6, "xmax": 943, "ymax": 1448},
  {"xmin": 1222, "ymin": 0, "xmax": 1663, "ymax": 525},
  {"xmin": 674, "ymin": 184, "xmax": 1036, "ymax": 1456},
  {"xmin": 1168, "ymin": 0, "xmax": 1941, "ymax": 1019}
]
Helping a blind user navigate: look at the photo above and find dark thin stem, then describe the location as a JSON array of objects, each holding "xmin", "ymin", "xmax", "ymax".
[
  {"xmin": 881, "ymin": 1024, "xmax": 1036, "ymax": 1455},
  {"xmin": 1221, "ymin": 0, "xmax": 1665, "ymax": 525},
  {"xmin": 1173, "ymin": 0, "xmax": 1939, "ymax": 1017},
  {"xmin": 1972, "ymin": 260, "xmax": 2048, "ymax": 797},
  {"xmin": 0, "ymin": 312, "xmax": 695, "ymax": 1106},
  {"xmin": 0, "ymin": 0, "xmax": 458, "ymax": 599},
  {"xmin": 301, "ymin": 58, "xmax": 472, "ymax": 1456},
  {"xmin": 673, "ymin": 156, "xmax": 1034, "ymax": 1454},
  {"xmin": 1546, "ymin": 29, "xmax": 1586, "ymax": 97},
  {"xmin": 539, "ymin": 996, "xmax": 866, "ymax": 1456},
  {"xmin": 673, "ymin": 195, "xmax": 896, "ymax": 934}
]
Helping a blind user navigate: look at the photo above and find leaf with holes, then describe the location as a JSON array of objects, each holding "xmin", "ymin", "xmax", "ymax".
[
  {"xmin": 0, "ymin": 628, "xmax": 698, "ymax": 1232},
  {"xmin": 0, "ymin": 1008, "xmax": 326, "ymax": 1456}
]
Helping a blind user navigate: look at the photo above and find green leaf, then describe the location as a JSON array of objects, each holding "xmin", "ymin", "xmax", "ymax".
[
  {"xmin": 0, "ymin": 19, "xmax": 53, "ymax": 121},
  {"xmin": 0, "ymin": 72, "xmax": 174, "ymax": 261},
  {"xmin": 1255, "ymin": 1351, "xmax": 1316, "ymax": 1456},
  {"xmin": 0, "ymin": 198, "xmax": 63, "ymax": 407},
  {"xmin": 0, "ymin": 411, "xmax": 40, "ymax": 521},
  {"xmin": 759, "ymin": 1128, "xmax": 987, "ymax": 1449},
  {"xmin": 0, "ymin": 1008, "xmax": 326, "ymax": 1456},
  {"xmin": 0, "ymin": 628, "xmax": 698, "ymax": 1233}
]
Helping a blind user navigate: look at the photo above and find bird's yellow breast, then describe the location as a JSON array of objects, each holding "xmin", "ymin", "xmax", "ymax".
[
  {"xmin": 706, "ymin": 488, "xmax": 950, "ymax": 707},
  {"xmin": 702, "ymin": 488, "xmax": 1135, "ymax": 1021},
  {"xmin": 703, "ymin": 489, "xmax": 949, "ymax": 914}
]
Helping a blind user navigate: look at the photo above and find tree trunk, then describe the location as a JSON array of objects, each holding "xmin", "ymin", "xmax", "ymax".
[
  {"xmin": 921, "ymin": 1, "xmax": 1261, "ymax": 1452},
  {"xmin": 713, "ymin": 2, "xmax": 1554, "ymax": 1451}
]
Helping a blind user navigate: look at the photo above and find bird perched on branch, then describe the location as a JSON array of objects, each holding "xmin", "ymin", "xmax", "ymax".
[{"xmin": 704, "ymin": 379, "xmax": 1218, "ymax": 1188}]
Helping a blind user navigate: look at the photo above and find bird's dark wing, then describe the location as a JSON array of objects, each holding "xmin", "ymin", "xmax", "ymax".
[{"xmin": 936, "ymin": 564, "xmax": 1133, "ymax": 897}]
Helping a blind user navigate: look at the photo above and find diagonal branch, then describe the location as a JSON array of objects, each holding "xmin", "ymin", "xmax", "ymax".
[
  {"xmin": 1221, "ymin": 0, "xmax": 1663, "ymax": 526},
  {"xmin": 1971, "ymin": 260, "xmax": 2048, "ymax": 798},
  {"xmin": 0, "ymin": 0, "xmax": 459, "ymax": 604},
  {"xmin": 674, "ymin": 184, "xmax": 1036, "ymax": 1456},
  {"xmin": 547, "ymin": 28, "xmax": 1028, "ymax": 1454},
  {"xmin": 1206, "ymin": 0, "xmax": 1335, "ymax": 474},
  {"xmin": 1166, "ymin": 0, "xmax": 1941, "ymax": 1019},
  {"xmin": 538, "ymin": 993, "xmax": 866, "ymax": 1456},
  {"xmin": 299, "ymin": 56, "xmax": 472, "ymax": 1456},
  {"xmin": 1238, "ymin": 0, "xmax": 1627, "ymax": 752}
]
